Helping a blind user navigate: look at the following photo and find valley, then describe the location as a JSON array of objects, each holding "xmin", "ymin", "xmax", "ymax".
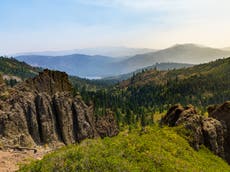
[
  {"xmin": 0, "ymin": 55, "xmax": 229, "ymax": 171},
  {"xmin": 2, "ymin": 1, "xmax": 230, "ymax": 171}
]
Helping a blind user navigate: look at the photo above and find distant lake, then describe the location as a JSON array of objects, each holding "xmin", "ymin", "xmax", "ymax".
[{"xmin": 85, "ymin": 76, "xmax": 102, "ymax": 80}]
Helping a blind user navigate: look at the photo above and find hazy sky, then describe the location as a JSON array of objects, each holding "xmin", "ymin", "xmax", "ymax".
[{"xmin": 1, "ymin": 0, "xmax": 230, "ymax": 54}]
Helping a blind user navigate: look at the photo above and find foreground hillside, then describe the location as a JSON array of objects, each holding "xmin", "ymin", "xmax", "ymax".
[
  {"xmin": 117, "ymin": 57, "xmax": 230, "ymax": 109},
  {"xmin": 19, "ymin": 126, "xmax": 230, "ymax": 172}
]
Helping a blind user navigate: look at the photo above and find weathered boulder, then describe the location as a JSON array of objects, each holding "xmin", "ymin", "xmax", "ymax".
[
  {"xmin": 209, "ymin": 102, "xmax": 230, "ymax": 123},
  {"xmin": 209, "ymin": 101, "xmax": 230, "ymax": 162},
  {"xmin": 95, "ymin": 110, "xmax": 119, "ymax": 138},
  {"xmin": 202, "ymin": 118, "xmax": 226, "ymax": 158},
  {"xmin": 161, "ymin": 104, "xmax": 226, "ymax": 159},
  {"xmin": 0, "ymin": 70, "xmax": 118, "ymax": 147}
]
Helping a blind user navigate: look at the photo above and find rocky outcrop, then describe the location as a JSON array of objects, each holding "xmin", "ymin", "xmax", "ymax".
[
  {"xmin": 95, "ymin": 110, "xmax": 119, "ymax": 138},
  {"xmin": 161, "ymin": 104, "xmax": 226, "ymax": 159},
  {"xmin": 0, "ymin": 70, "xmax": 118, "ymax": 147},
  {"xmin": 208, "ymin": 101, "xmax": 230, "ymax": 162},
  {"xmin": 0, "ymin": 74, "xmax": 3, "ymax": 85},
  {"xmin": 21, "ymin": 69, "xmax": 72, "ymax": 95}
]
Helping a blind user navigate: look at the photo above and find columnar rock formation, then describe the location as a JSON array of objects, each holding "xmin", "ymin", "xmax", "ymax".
[{"xmin": 0, "ymin": 70, "xmax": 118, "ymax": 147}]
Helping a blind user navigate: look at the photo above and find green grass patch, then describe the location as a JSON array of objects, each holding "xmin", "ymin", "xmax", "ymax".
[{"xmin": 19, "ymin": 126, "xmax": 230, "ymax": 172}]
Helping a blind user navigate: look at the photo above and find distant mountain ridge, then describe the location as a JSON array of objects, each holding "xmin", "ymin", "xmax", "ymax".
[
  {"xmin": 16, "ymin": 54, "xmax": 122, "ymax": 77},
  {"xmin": 12, "ymin": 47, "xmax": 155, "ymax": 57},
  {"xmin": 116, "ymin": 44, "xmax": 230, "ymax": 73},
  {"xmin": 15, "ymin": 44, "xmax": 230, "ymax": 78}
]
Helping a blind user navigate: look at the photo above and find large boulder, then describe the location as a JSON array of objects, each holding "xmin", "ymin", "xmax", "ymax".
[
  {"xmin": 95, "ymin": 110, "xmax": 119, "ymax": 138},
  {"xmin": 161, "ymin": 104, "xmax": 226, "ymax": 159},
  {"xmin": 209, "ymin": 101, "xmax": 230, "ymax": 162}
]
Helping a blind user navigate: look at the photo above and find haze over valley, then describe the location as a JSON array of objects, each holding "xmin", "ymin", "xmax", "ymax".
[{"xmin": 15, "ymin": 44, "xmax": 230, "ymax": 78}]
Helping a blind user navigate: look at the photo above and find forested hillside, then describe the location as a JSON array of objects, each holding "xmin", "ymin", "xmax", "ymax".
[
  {"xmin": 79, "ymin": 57, "xmax": 230, "ymax": 126},
  {"xmin": 0, "ymin": 56, "xmax": 41, "ymax": 84},
  {"xmin": 103, "ymin": 62, "xmax": 193, "ymax": 82}
]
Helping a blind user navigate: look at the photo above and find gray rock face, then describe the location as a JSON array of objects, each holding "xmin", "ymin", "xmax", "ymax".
[
  {"xmin": 161, "ymin": 104, "xmax": 226, "ymax": 159},
  {"xmin": 202, "ymin": 118, "xmax": 226, "ymax": 158},
  {"xmin": 0, "ymin": 70, "xmax": 118, "ymax": 147},
  {"xmin": 209, "ymin": 101, "xmax": 230, "ymax": 162}
]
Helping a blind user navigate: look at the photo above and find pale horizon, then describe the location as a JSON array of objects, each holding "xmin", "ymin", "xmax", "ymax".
[
  {"xmin": 4, "ymin": 43, "xmax": 229, "ymax": 57},
  {"xmin": 1, "ymin": 0, "xmax": 230, "ymax": 55}
]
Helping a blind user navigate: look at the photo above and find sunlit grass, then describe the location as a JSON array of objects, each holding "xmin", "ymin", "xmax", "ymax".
[{"xmin": 19, "ymin": 126, "xmax": 230, "ymax": 172}]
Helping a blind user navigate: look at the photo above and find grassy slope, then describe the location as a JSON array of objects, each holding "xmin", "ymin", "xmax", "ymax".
[{"xmin": 19, "ymin": 126, "xmax": 230, "ymax": 172}]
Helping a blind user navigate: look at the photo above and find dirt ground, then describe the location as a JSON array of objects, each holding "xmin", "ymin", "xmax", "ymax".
[{"xmin": 0, "ymin": 148, "xmax": 49, "ymax": 172}]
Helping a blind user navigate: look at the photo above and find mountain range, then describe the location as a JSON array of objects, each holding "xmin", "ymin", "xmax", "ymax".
[
  {"xmin": 15, "ymin": 44, "xmax": 230, "ymax": 78},
  {"xmin": 15, "ymin": 54, "xmax": 123, "ymax": 78},
  {"xmin": 117, "ymin": 44, "xmax": 230, "ymax": 73},
  {"xmin": 12, "ymin": 47, "xmax": 155, "ymax": 58}
]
